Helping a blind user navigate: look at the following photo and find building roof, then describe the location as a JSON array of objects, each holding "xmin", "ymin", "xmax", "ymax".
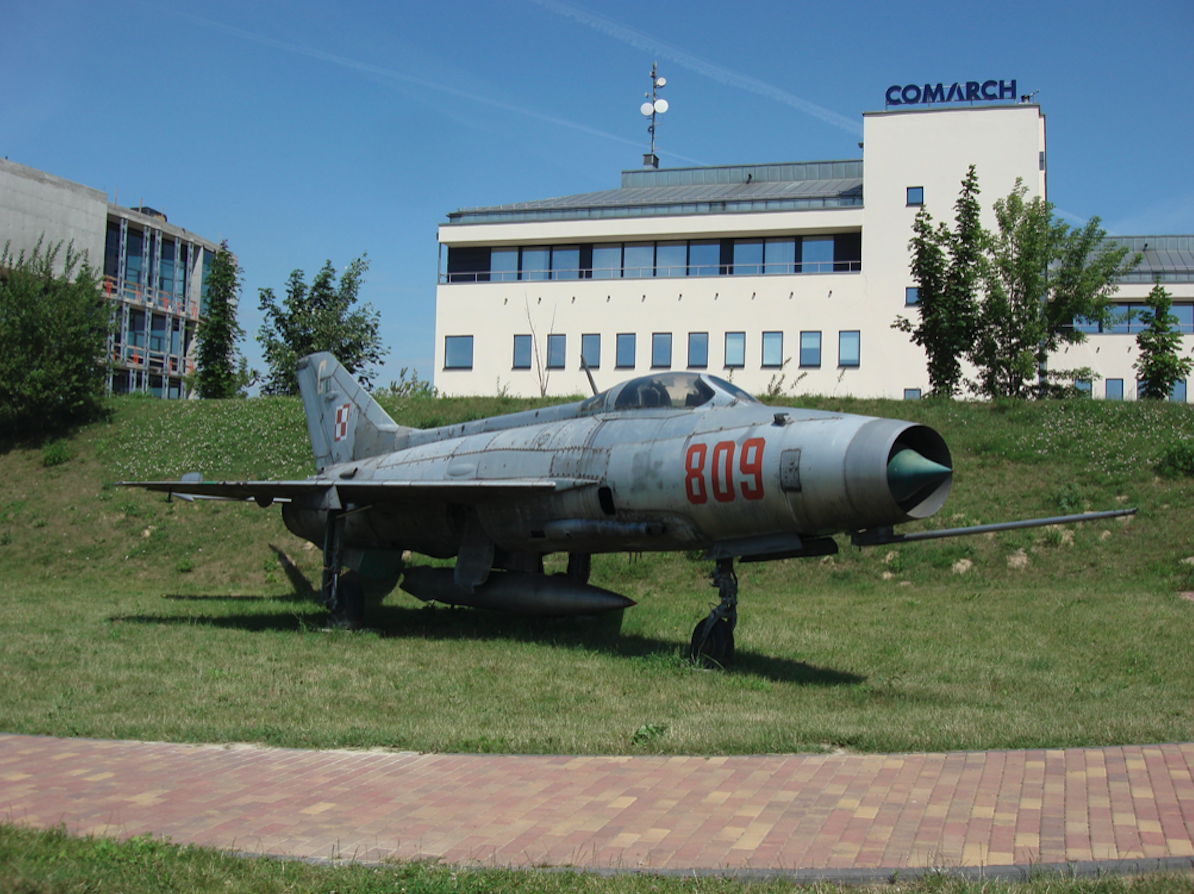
[
  {"xmin": 446, "ymin": 161, "xmax": 863, "ymax": 225},
  {"xmin": 1111, "ymin": 236, "xmax": 1194, "ymax": 283}
]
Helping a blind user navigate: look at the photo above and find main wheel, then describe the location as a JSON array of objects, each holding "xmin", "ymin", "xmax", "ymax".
[{"xmin": 690, "ymin": 617, "xmax": 735, "ymax": 668}]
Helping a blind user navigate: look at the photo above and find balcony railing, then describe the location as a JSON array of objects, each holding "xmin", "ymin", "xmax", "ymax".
[
  {"xmin": 441, "ymin": 259, "xmax": 862, "ymax": 283},
  {"xmin": 103, "ymin": 276, "xmax": 199, "ymax": 320}
]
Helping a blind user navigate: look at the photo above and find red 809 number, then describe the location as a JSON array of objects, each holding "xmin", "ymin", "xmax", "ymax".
[{"xmin": 684, "ymin": 438, "xmax": 765, "ymax": 504}]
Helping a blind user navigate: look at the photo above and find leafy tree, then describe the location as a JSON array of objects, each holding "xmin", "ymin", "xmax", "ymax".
[
  {"xmin": 257, "ymin": 254, "xmax": 387, "ymax": 396},
  {"xmin": 0, "ymin": 238, "xmax": 110, "ymax": 434},
  {"xmin": 194, "ymin": 241, "xmax": 250, "ymax": 399},
  {"xmin": 894, "ymin": 165, "xmax": 983, "ymax": 397},
  {"xmin": 971, "ymin": 180, "xmax": 1137, "ymax": 399},
  {"xmin": 1134, "ymin": 281, "xmax": 1193, "ymax": 400}
]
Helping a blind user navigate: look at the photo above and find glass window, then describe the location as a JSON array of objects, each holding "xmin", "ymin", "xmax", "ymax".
[
  {"xmin": 904, "ymin": 388, "xmax": 922, "ymax": 400},
  {"xmin": 801, "ymin": 237, "xmax": 834, "ymax": 274},
  {"xmin": 1073, "ymin": 315, "xmax": 1100, "ymax": 334},
  {"xmin": 1106, "ymin": 379, "xmax": 1123, "ymax": 401},
  {"xmin": 800, "ymin": 331, "xmax": 821, "ymax": 367},
  {"xmin": 520, "ymin": 247, "xmax": 549, "ymax": 281},
  {"xmin": 551, "ymin": 246, "xmax": 579, "ymax": 280},
  {"xmin": 651, "ymin": 332, "xmax": 672, "ymax": 368},
  {"xmin": 581, "ymin": 333, "xmax": 601, "ymax": 369},
  {"xmin": 104, "ymin": 221, "xmax": 120, "ymax": 279},
  {"xmin": 444, "ymin": 335, "xmax": 473, "ymax": 370},
  {"xmin": 616, "ymin": 333, "xmax": 636, "ymax": 368},
  {"xmin": 906, "ymin": 287, "xmax": 920, "ymax": 306},
  {"xmin": 839, "ymin": 331, "xmax": 860, "ymax": 367},
  {"xmin": 907, "ymin": 186, "xmax": 924, "ymax": 206},
  {"xmin": 546, "ymin": 333, "xmax": 566, "ymax": 369},
  {"xmin": 655, "ymin": 242, "xmax": 686, "ymax": 278},
  {"xmin": 732, "ymin": 240, "xmax": 763, "ymax": 275},
  {"xmin": 1172, "ymin": 380, "xmax": 1187, "ymax": 403},
  {"xmin": 591, "ymin": 244, "xmax": 622, "ymax": 279},
  {"xmin": 513, "ymin": 334, "xmax": 532, "ymax": 369},
  {"xmin": 761, "ymin": 331, "xmax": 783, "ymax": 367},
  {"xmin": 1075, "ymin": 379, "xmax": 1092, "ymax": 397},
  {"xmin": 623, "ymin": 243, "xmax": 654, "ymax": 279},
  {"xmin": 688, "ymin": 241, "xmax": 720, "ymax": 276},
  {"xmin": 1107, "ymin": 304, "xmax": 1131, "ymax": 334},
  {"xmin": 688, "ymin": 332, "xmax": 708, "ymax": 368},
  {"xmin": 491, "ymin": 248, "xmax": 519, "ymax": 282},
  {"xmin": 763, "ymin": 239, "xmax": 796, "ymax": 274},
  {"xmin": 1173, "ymin": 304, "xmax": 1193, "ymax": 334},
  {"xmin": 125, "ymin": 229, "xmax": 144, "ymax": 285},
  {"xmin": 725, "ymin": 332, "xmax": 745, "ymax": 368}
]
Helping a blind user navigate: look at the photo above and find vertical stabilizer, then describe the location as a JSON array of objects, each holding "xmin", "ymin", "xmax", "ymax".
[{"xmin": 296, "ymin": 353, "xmax": 411, "ymax": 471}]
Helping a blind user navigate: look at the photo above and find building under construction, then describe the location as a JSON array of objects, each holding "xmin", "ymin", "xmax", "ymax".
[{"xmin": 1, "ymin": 158, "xmax": 225, "ymax": 399}]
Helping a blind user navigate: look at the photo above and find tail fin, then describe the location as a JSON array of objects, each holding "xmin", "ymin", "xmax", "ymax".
[{"xmin": 296, "ymin": 353, "xmax": 412, "ymax": 471}]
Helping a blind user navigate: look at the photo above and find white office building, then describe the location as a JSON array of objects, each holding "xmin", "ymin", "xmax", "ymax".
[{"xmin": 435, "ymin": 102, "xmax": 1191, "ymax": 401}]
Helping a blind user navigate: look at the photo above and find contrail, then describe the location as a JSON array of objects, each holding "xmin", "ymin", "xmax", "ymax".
[
  {"xmin": 165, "ymin": 9, "xmax": 708, "ymax": 166},
  {"xmin": 530, "ymin": 0, "xmax": 862, "ymax": 137}
]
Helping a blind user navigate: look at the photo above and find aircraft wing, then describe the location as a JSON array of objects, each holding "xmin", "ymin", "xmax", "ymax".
[{"xmin": 118, "ymin": 477, "xmax": 593, "ymax": 505}]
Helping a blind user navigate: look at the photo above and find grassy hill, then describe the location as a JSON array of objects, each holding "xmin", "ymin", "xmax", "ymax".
[{"xmin": 0, "ymin": 391, "xmax": 1191, "ymax": 755}]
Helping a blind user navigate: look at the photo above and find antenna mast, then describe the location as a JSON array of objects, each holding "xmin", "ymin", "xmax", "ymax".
[{"xmin": 639, "ymin": 62, "xmax": 668, "ymax": 169}]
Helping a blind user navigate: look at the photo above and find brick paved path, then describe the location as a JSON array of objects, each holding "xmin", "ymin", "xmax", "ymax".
[{"xmin": 2, "ymin": 734, "xmax": 1193, "ymax": 876}]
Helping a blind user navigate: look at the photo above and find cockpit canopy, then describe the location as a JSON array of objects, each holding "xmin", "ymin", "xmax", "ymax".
[{"xmin": 578, "ymin": 372, "xmax": 760, "ymax": 415}]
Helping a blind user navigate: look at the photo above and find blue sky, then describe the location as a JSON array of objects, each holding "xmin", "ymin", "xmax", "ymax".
[{"xmin": 4, "ymin": 0, "xmax": 1192, "ymax": 387}]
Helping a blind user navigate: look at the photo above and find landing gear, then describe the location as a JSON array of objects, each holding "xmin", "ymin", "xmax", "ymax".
[
  {"xmin": 320, "ymin": 512, "xmax": 363, "ymax": 629},
  {"xmin": 690, "ymin": 558, "xmax": 738, "ymax": 668}
]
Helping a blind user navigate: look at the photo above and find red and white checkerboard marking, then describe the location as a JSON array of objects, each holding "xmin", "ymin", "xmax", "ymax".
[{"xmin": 333, "ymin": 403, "xmax": 351, "ymax": 442}]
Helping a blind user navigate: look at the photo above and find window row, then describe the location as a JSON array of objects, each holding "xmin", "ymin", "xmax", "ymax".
[
  {"xmin": 1074, "ymin": 303, "xmax": 1194, "ymax": 335},
  {"xmin": 443, "ymin": 234, "xmax": 862, "ymax": 283},
  {"xmin": 444, "ymin": 331, "xmax": 863, "ymax": 371},
  {"xmin": 1085, "ymin": 379, "xmax": 1187, "ymax": 402}
]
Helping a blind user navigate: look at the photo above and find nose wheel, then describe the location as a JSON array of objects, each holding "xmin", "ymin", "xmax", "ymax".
[{"xmin": 690, "ymin": 559, "xmax": 737, "ymax": 668}]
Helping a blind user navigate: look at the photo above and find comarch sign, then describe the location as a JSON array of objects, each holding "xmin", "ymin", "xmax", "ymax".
[{"xmin": 886, "ymin": 80, "xmax": 1017, "ymax": 106}]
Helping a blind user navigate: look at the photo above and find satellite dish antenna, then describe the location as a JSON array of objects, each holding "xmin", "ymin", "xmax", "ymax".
[{"xmin": 639, "ymin": 61, "xmax": 668, "ymax": 168}]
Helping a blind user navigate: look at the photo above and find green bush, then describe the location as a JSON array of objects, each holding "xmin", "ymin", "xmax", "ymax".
[{"xmin": 1156, "ymin": 442, "xmax": 1194, "ymax": 478}]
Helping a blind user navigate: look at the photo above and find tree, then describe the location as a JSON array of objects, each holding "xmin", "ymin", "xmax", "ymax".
[
  {"xmin": 894, "ymin": 165, "xmax": 983, "ymax": 398},
  {"xmin": 971, "ymin": 180, "xmax": 1137, "ymax": 399},
  {"xmin": 0, "ymin": 238, "xmax": 111, "ymax": 434},
  {"xmin": 1134, "ymin": 281, "xmax": 1193, "ymax": 400},
  {"xmin": 194, "ymin": 241, "xmax": 250, "ymax": 399},
  {"xmin": 257, "ymin": 254, "xmax": 387, "ymax": 396}
]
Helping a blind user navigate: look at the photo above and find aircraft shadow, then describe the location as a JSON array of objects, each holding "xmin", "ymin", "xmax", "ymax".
[{"xmin": 115, "ymin": 595, "xmax": 863, "ymax": 687}]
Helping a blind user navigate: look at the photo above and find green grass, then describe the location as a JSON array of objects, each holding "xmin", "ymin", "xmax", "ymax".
[
  {"xmin": 0, "ymin": 393, "xmax": 1192, "ymax": 755},
  {"xmin": 3, "ymin": 823, "xmax": 1192, "ymax": 894}
]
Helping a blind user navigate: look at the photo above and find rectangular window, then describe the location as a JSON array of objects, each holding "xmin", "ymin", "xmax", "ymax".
[
  {"xmin": 491, "ymin": 248, "xmax": 519, "ymax": 282},
  {"xmin": 623, "ymin": 243, "xmax": 654, "ymax": 279},
  {"xmin": 513, "ymin": 334, "xmax": 532, "ymax": 369},
  {"xmin": 905, "ymin": 286, "xmax": 920, "ymax": 306},
  {"xmin": 616, "ymin": 333, "xmax": 636, "ymax": 368},
  {"xmin": 688, "ymin": 241, "xmax": 720, "ymax": 276},
  {"xmin": 907, "ymin": 186, "xmax": 924, "ymax": 206},
  {"xmin": 839, "ymin": 331, "xmax": 860, "ymax": 367},
  {"xmin": 655, "ymin": 242, "xmax": 686, "ymax": 278},
  {"xmin": 904, "ymin": 388, "xmax": 922, "ymax": 400},
  {"xmin": 1172, "ymin": 380, "xmax": 1187, "ymax": 403},
  {"xmin": 520, "ymin": 247, "xmax": 549, "ymax": 281},
  {"xmin": 732, "ymin": 240, "xmax": 763, "ymax": 275},
  {"xmin": 687, "ymin": 332, "xmax": 708, "ymax": 368},
  {"xmin": 800, "ymin": 236, "xmax": 834, "ymax": 274},
  {"xmin": 1173, "ymin": 304, "xmax": 1193, "ymax": 334},
  {"xmin": 763, "ymin": 239, "xmax": 796, "ymax": 274},
  {"xmin": 725, "ymin": 331, "xmax": 746, "ymax": 368},
  {"xmin": 581, "ymin": 333, "xmax": 601, "ymax": 369},
  {"xmin": 761, "ymin": 331, "xmax": 783, "ymax": 368},
  {"xmin": 1073, "ymin": 315, "xmax": 1100, "ymax": 334},
  {"xmin": 652, "ymin": 332, "xmax": 672, "ymax": 368},
  {"xmin": 1106, "ymin": 379, "xmax": 1123, "ymax": 401},
  {"xmin": 591, "ymin": 244, "xmax": 622, "ymax": 279},
  {"xmin": 546, "ymin": 333, "xmax": 566, "ymax": 369},
  {"xmin": 1075, "ymin": 379, "xmax": 1092, "ymax": 397},
  {"xmin": 551, "ymin": 246, "xmax": 580, "ymax": 280},
  {"xmin": 444, "ymin": 335, "xmax": 474, "ymax": 370},
  {"xmin": 799, "ymin": 331, "xmax": 822, "ymax": 367}
]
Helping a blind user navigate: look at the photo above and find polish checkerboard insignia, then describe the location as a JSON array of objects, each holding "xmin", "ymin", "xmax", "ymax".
[{"xmin": 334, "ymin": 403, "xmax": 351, "ymax": 442}]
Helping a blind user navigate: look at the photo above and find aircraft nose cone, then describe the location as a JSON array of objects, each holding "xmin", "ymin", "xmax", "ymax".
[{"xmin": 887, "ymin": 448, "xmax": 952, "ymax": 504}]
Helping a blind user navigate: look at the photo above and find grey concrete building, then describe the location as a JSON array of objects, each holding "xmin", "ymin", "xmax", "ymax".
[{"xmin": 1, "ymin": 158, "xmax": 224, "ymax": 399}]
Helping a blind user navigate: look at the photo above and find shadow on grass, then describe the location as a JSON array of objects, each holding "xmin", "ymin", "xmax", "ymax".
[{"xmin": 114, "ymin": 595, "xmax": 864, "ymax": 686}]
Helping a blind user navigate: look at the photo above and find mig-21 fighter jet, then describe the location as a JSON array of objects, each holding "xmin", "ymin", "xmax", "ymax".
[{"xmin": 122, "ymin": 353, "xmax": 1132, "ymax": 666}]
